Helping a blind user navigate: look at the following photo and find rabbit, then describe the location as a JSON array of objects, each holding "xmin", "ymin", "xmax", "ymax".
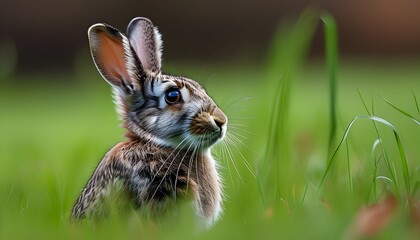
[{"xmin": 71, "ymin": 17, "xmax": 227, "ymax": 226}]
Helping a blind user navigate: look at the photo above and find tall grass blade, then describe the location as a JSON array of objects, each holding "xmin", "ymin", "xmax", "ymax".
[
  {"xmin": 321, "ymin": 14, "xmax": 339, "ymax": 156},
  {"xmin": 371, "ymin": 139, "xmax": 381, "ymax": 199},
  {"xmin": 411, "ymin": 87, "xmax": 420, "ymax": 115},
  {"xmin": 412, "ymin": 181, "xmax": 420, "ymax": 197},
  {"xmin": 380, "ymin": 96, "xmax": 420, "ymax": 125},
  {"xmin": 357, "ymin": 89, "xmax": 371, "ymax": 115},
  {"xmin": 345, "ymin": 140, "xmax": 353, "ymax": 193},
  {"xmin": 258, "ymin": 9, "xmax": 318, "ymax": 210},
  {"xmin": 318, "ymin": 116, "xmax": 411, "ymax": 199},
  {"xmin": 358, "ymin": 91, "xmax": 403, "ymax": 199}
]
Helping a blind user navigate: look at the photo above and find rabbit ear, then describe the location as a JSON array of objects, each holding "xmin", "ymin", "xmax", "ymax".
[
  {"xmin": 127, "ymin": 17, "xmax": 162, "ymax": 74},
  {"xmin": 88, "ymin": 24, "xmax": 144, "ymax": 94}
]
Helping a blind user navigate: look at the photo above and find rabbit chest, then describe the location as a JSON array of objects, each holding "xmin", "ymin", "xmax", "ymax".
[{"xmin": 112, "ymin": 141, "xmax": 222, "ymax": 220}]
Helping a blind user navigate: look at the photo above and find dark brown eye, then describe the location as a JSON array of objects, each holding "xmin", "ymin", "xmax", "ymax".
[{"xmin": 165, "ymin": 88, "xmax": 182, "ymax": 104}]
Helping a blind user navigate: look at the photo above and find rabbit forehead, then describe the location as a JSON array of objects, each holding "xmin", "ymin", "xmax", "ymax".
[
  {"xmin": 152, "ymin": 75, "xmax": 184, "ymax": 94},
  {"xmin": 153, "ymin": 75, "xmax": 209, "ymax": 101}
]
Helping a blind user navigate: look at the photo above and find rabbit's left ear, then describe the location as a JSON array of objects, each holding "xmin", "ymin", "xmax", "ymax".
[
  {"xmin": 88, "ymin": 24, "xmax": 145, "ymax": 95},
  {"xmin": 127, "ymin": 17, "xmax": 163, "ymax": 74}
]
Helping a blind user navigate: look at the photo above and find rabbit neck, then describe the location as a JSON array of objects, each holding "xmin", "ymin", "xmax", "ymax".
[
  {"xmin": 193, "ymin": 150, "xmax": 222, "ymax": 224},
  {"xmin": 123, "ymin": 128, "xmax": 166, "ymax": 146}
]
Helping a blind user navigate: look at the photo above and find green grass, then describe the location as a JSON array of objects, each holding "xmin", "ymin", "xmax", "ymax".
[{"xmin": 1, "ymin": 11, "xmax": 420, "ymax": 239}]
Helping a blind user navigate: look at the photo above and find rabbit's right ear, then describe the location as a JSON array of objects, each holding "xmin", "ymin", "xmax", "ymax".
[
  {"xmin": 88, "ymin": 24, "xmax": 144, "ymax": 94},
  {"xmin": 127, "ymin": 17, "xmax": 162, "ymax": 74}
]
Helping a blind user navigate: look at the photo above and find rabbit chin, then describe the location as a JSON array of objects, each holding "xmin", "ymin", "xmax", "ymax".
[
  {"xmin": 192, "ymin": 129, "xmax": 226, "ymax": 148},
  {"xmin": 161, "ymin": 130, "xmax": 225, "ymax": 152}
]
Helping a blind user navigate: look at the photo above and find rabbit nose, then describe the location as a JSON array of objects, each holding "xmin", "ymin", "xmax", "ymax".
[
  {"xmin": 214, "ymin": 117, "xmax": 225, "ymax": 129},
  {"xmin": 212, "ymin": 107, "xmax": 227, "ymax": 129}
]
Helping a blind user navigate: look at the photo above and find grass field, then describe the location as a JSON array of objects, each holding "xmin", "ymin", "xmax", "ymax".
[{"xmin": 1, "ymin": 12, "xmax": 420, "ymax": 239}]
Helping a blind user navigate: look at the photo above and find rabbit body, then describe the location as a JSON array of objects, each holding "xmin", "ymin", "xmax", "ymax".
[
  {"xmin": 71, "ymin": 17, "xmax": 226, "ymax": 225},
  {"xmin": 72, "ymin": 137, "xmax": 221, "ymax": 223}
]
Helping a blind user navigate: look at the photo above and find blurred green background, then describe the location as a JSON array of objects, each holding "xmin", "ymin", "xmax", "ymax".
[{"xmin": 1, "ymin": 1, "xmax": 420, "ymax": 239}]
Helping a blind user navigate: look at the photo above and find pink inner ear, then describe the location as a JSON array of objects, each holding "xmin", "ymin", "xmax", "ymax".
[
  {"xmin": 127, "ymin": 18, "xmax": 162, "ymax": 73},
  {"xmin": 96, "ymin": 32, "xmax": 131, "ymax": 85},
  {"xmin": 129, "ymin": 26, "xmax": 152, "ymax": 71}
]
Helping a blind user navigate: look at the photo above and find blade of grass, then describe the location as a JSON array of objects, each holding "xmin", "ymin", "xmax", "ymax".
[
  {"xmin": 371, "ymin": 139, "xmax": 381, "ymax": 199},
  {"xmin": 358, "ymin": 91, "xmax": 402, "ymax": 199},
  {"xmin": 380, "ymin": 96, "xmax": 420, "ymax": 125},
  {"xmin": 357, "ymin": 89, "xmax": 371, "ymax": 115},
  {"xmin": 321, "ymin": 13, "xmax": 339, "ymax": 156},
  {"xmin": 411, "ymin": 87, "xmax": 420, "ymax": 115},
  {"xmin": 346, "ymin": 140, "xmax": 353, "ymax": 193},
  {"xmin": 318, "ymin": 116, "xmax": 410, "ymax": 199},
  {"xmin": 369, "ymin": 140, "xmax": 400, "ymax": 201},
  {"xmin": 258, "ymin": 9, "xmax": 318, "ymax": 210},
  {"xmin": 300, "ymin": 183, "xmax": 309, "ymax": 206},
  {"xmin": 412, "ymin": 181, "xmax": 420, "ymax": 197}
]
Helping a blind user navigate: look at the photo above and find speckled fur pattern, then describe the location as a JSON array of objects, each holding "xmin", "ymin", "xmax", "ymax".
[{"xmin": 71, "ymin": 17, "xmax": 227, "ymax": 226}]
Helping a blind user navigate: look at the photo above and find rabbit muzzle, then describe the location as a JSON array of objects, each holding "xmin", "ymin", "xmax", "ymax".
[{"xmin": 189, "ymin": 106, "xmax": 227, "ymax": 143}]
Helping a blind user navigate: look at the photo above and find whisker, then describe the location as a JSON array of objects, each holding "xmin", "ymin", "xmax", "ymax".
[
  {"xmin": 228, "ymin": 124, "xmax": 255, "ymax": 134},
  {"xmin": 218, "ymin": 141, "xmax": 236, "ymax": 188},
  {"xmin": 227, "ymin": 123, "xmax": 250, "ymax": 127},
  {"xmin": 187, "ymin": 136, "xmax": 202, "ymax": 193},
  {"xmin": 201, "ymin": 137, "xmax": 210, "ymax": 185},
  {"xmin": 227, "ymin": 131, "xmax": 256, "ymax": 154},
  {"xmin": 147, "ymin": 137, "xmax": 189, "ymax": 189},
  {"xmin": 196, "ymin": 61, "xmax": 209, "ymax": 85},
  {"xmin": 195, "ymin": 147, "xmax": 200, "ymax": 191},
  {"xmin": 227, "ymin": 129, "xmax": 251, "ymax": 140},
  {"xmin": 225, "ymin": 134, "xmax": 256, "ymax": 177},
  {"xmin": 173, "ymin": 140, "xmax": 194, "ymax": 200},
  {"xmin": 227, "ymin": 116, "xmax": 256, "ymax": 120},
  {"xmin": 222, "ymin": 138, "xmax": 245, "ymax": 184},
  {"xmin": 147, "ymin": 137, "xmax": 190, "ymax": 199},
  {"xmin": 222, "ymin": 96, "xmax": 254, "ymax": 113},
  {"xmin": 195, "ymin": 136, "xmax": 207, "ymax": 194}
]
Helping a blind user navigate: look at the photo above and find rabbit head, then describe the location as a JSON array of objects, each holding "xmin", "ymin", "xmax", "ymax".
[{"xmin": 88, "ymin": 17, "xmax": 227, "ymax": 150}]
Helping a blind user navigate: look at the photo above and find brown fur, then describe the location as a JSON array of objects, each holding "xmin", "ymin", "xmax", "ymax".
[
  {"xmin": 71, "ymin": 133, "xmax": 221, "ymax": 222},
  {"xmin": 71, "ymin": 17, "xmax": 226, "ymax": 226}
]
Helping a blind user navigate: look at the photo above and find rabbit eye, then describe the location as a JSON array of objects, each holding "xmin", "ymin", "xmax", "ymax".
[{"xmin": 165, "ymin": 88, "xmax": 182, "ymax": 104}]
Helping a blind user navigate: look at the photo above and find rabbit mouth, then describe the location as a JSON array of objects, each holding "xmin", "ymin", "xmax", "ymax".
[
  {"xmin": 187, "ymin": 110, "xmax": 227, "ymax": 148},
  {"xmin": 188, "ymin": 124, "xmax": 226, "ymax": 149},
  {"xmin": 190, "ymin": 133, "xmax": 224, "ymax": 150},
  {"xmin": 208, "ymin": 129, "xmax": 225, "ymax": 143}
]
